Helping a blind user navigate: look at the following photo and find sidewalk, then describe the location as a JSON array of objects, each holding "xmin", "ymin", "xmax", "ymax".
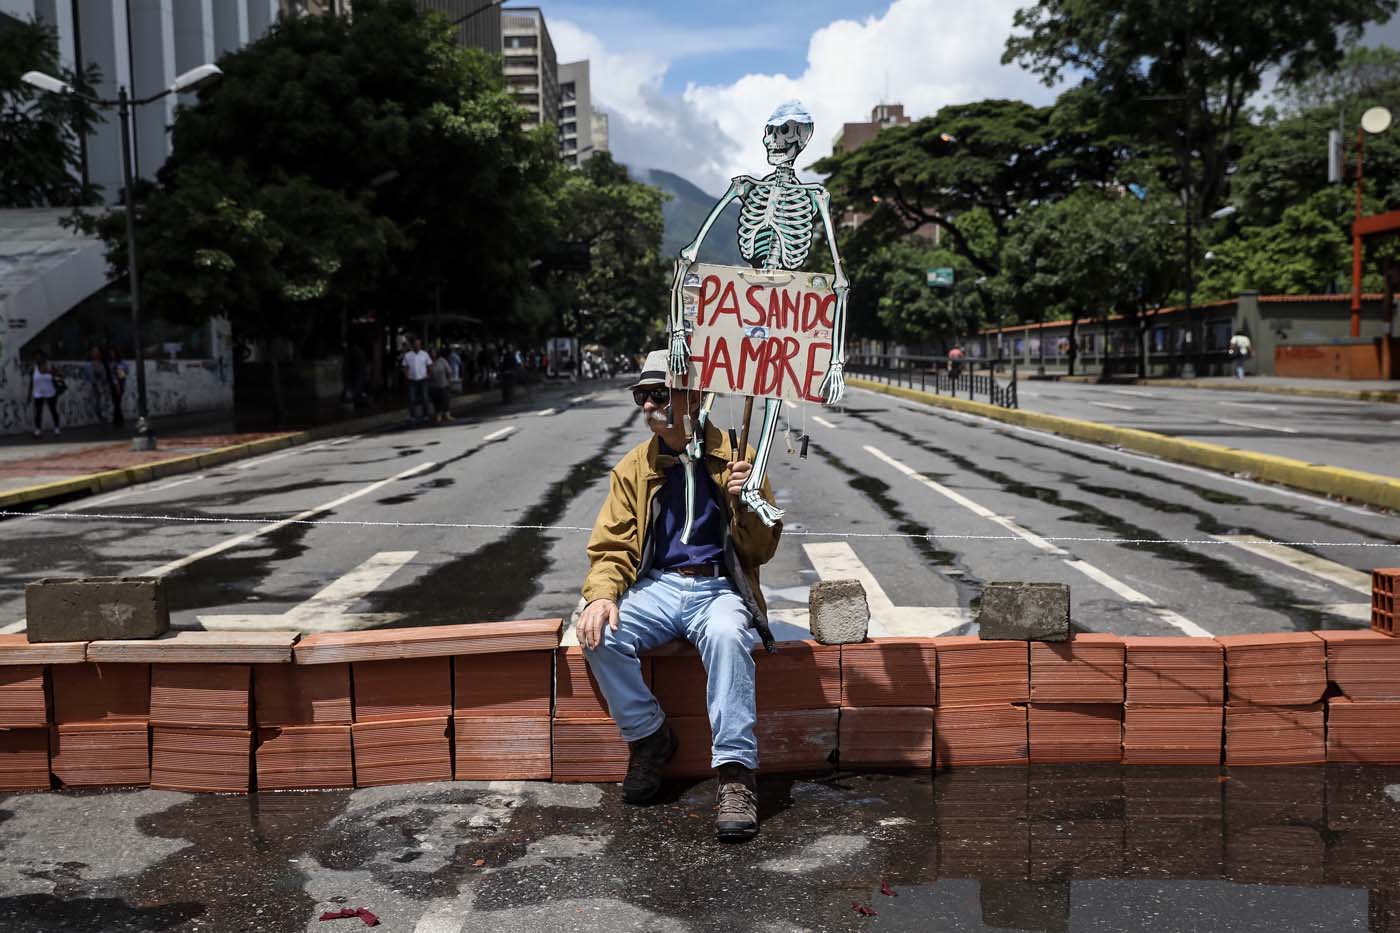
[
  {"xmin": 0, "ymin": 378, "xmax": 582, "ymax": 510},
  {"xmin": 1044, "ymin": 371, "xmax": 1400, "ymax": 403}
]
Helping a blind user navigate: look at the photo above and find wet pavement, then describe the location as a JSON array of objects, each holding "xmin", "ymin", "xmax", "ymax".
[{"xmin": 2, "ymin": 764, "xmax": 1399, "ymax": 931}]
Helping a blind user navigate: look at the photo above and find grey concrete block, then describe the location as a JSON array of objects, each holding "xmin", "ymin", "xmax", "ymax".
[
  {"xmin": 976, "ymin": 582, "xmax": 1070, "ymax": 642},
  {"xmin": 808, "ymin": 579, "xmax": 870, "ymax": 645},
  {"xmin": 25, "ymin": 577, "xmax": 170, "ymax": 643}
]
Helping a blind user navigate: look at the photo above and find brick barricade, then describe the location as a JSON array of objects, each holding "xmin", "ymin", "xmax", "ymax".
[{"xmin": 6, "ymin": 614, "xmax": 1400, "ymax": 794}]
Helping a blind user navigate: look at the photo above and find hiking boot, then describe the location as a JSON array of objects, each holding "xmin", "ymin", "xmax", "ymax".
[
  {"xmin": 622, "ymin": 721, "xmax": 678, "ymax": 804},
  {"xmin": 715, "ymin": 762, "xmax": 759, "ymax": 841}
]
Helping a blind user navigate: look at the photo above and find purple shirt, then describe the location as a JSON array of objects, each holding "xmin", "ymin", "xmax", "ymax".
[{"xmin": 654, "ymin": 440, "xmax": 725, "ymax": 569}]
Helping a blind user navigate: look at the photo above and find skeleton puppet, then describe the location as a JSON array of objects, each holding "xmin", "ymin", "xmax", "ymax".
[{"xmin": 668, "ymin": 99, "xmax": 849, "ymax": 527}]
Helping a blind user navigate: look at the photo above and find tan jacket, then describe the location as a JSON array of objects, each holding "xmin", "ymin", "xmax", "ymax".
[{"xmin": 582, "ymin": 421, "xmax": 783, "ymax": 651}]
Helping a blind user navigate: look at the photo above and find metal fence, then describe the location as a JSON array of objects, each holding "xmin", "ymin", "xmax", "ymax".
[{"xmin": 849, "ymin": 355, "xmax": 1019, "ymax": 409}]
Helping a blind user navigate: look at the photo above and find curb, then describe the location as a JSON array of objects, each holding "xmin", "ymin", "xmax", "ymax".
[
  {"xmin": 850, "ymin": 378, "xmax": 1400, "ymax": 513},
  {"xmin": 0, "ymin": 387, "xmax": 513, "ymax": 512}
]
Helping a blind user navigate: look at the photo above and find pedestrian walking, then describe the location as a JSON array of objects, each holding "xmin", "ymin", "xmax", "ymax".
[
  {"xmin": 84, "ymin": 347, "xmax": 109, "ymax": 424},
  {"xmin": 447, "ymin": 346, "xmax": 463, "ymax": 392},
  {"xmin": 401, "ymin": 336, "xmax": 431, "ymax": 423},
  {"xmin": 1228, "ymin": 331, "xmax": 1252, "ymax": 380},
  {"xmin": 948, "ymin": 344, "xmax": 965, "ymax": 381},
  {"xmin": 103, "ymin": 347, "xmax": 127, "ymax": 427},
  {"xmin": 429, "ymin": 347, "xmax": 453, "ymax": 423},
  {"xmin": 29, "ymin": 352, "xmax": 62, "ymax": 438},
  {"xmin": 498, "ymin": 344, "xmax": 520, "ymax": 403},
  {"xmin": 576, "ymin": 349, "xmax": 782, "ymax": 841}
]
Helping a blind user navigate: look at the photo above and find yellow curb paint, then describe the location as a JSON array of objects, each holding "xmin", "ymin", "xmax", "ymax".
[
  {"xmin": 850, "ymin": 378, "xmax": 1400, "ymax": 513},
  {"xmin": 1055, "ymin": 375, "xmax": 1399, "ymax": 405}
]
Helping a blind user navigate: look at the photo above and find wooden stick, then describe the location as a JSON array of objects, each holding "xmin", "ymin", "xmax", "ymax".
[{"xmin": 737, "ymin": 396, "xmax": 755, "ymax": 459}]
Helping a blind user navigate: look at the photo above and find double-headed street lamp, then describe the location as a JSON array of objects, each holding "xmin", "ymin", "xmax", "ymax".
[{"xmin": 22, "ymin": 64, "xmax": 223, "ymax": 450}]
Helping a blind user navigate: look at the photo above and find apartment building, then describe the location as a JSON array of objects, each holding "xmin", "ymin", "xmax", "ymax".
[
  {"xmin": 560, "ymin": 59, "xmax": 611, "ymax": 164},
  {"xmin": 500, "ymin": 6, "xmax": 558, "ymax": 133}
]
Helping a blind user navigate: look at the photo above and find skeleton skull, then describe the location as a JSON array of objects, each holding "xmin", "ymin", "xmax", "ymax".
[{"xmin": 764, "ymin": 120, "xmax": 813, "ymax": 166}]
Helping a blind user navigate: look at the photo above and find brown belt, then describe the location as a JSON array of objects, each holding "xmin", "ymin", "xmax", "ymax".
[{"xmin": 668, "ymin": 564, "xmax": 722, "ymax": 578}]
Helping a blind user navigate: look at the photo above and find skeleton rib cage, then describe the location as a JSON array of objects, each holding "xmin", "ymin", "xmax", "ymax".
[{"xmin": 737, "ymin": 172, "xmax": 817, "ymax": 271}]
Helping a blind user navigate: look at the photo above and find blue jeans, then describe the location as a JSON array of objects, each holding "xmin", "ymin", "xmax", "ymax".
[
  {"xmin": 407, "ymin": 379, "xmax": 430, "ymax": 420},
  {"xmin": 584, "ymin": 570, "xmax": 758, "ymax": 769}
]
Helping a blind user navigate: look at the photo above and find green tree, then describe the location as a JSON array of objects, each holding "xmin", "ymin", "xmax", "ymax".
[
  {"xmin": 1001, "ymin": 189, "xmax": 1177, "ymax": 376},
  {"xmin": 1004, "ymin": 0, "xmax": 1397, "ymax": 222},
  {"xmin": 814, "ymin": 99, "xmax": 1086, "ymax": 277},
  {"xmin": 1275, "ymin": 42, "xmax": 1400, "ymax": 114},
  {"xmin": 0, "ymin": 16, "xmax": 103, "ymax": 206},
  {"xmin": 92, "ymin": 0, "xmax": 555, "ymax": 376}
]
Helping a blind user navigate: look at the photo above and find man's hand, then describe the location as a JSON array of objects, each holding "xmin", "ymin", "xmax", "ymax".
[
  {"xmin": 577, "ymin": 598, "xmax": 619, "ymax": 650},
  {"xmin": 726, "ymin": 460, "xmax": 753, "ymax": 497}
]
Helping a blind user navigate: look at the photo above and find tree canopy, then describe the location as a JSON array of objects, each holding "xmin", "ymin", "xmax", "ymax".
[{"xmin": 0, "ymin": 15, "xmax": 103, "ymax": 207}]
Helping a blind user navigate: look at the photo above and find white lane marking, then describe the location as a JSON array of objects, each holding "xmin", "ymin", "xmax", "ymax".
[
  {"xmin": 870, "ymin": 389, "xmax": 1382, "ymax": 518},
  {"xmin": 1089, "ymin": 401, "xmax": 1137, "ymax": 412},
  {"xmin": 1019, "ymin": 390, "xmax": 1042, "ymax": 398},
  {"xmin": 804, "ymin": 541, "xmax": 898, "ymax": 620},
  {"xmin": 1109, "ymin": 389, "xmax": 1158, "ymax": 399},
  {"xmin": 1217, "ymin": 418, "xmax": 1300, "ymax": 434},
  {"xmin": 569, "ymin": 394, "xmax": 594, "ymax": 404},
  {"xmin": 329, "ymin": 435, "xmax": 360, "ymax": 446},
  {"xmin": 0, "ymin": 618, "xmax": 26, "ymax": 634},
  {"xmin": 1211, "ymin": 534, "xmax": 1372, "ymax": 595},
  {"xmin": 1219, "ymin": 401, "xmax": 1279, "ymax": 412},
  {"xmin": 797, "ymin": 541, "xmax": 973, "ymax": 637},
  {"xmin": 864, "ymin": 445, "xmax": 1063, "ymax": 553},
  {"xmin": 140, "ymin": 462, "xmax": 435, "ymax": 578},
  {"xmin": 536, "ymin": 408, "xmax": 557, "ymax": 417},
  {"xmin": 864, "ymin": 443, "xmax": 1209, "ymax": 636},
  {"xmin": 199, "ymin": 550, "xmax": 416, "ymax": 632},
  {"xmin": 812, "ymin": 415, "xmax": 837, "ymax": 430},
  {"xmin": 235, "ymin": 442, "xmax": 330, "ymax": 470},
  {"xmin": 483, "ymin": 426, "xmax": 517, "ymax": 442}
]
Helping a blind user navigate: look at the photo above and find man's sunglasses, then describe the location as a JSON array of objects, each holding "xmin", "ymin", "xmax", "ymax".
[{"xmin": 632, "ymin": 386, "xmax": 670, "ymax": 407}]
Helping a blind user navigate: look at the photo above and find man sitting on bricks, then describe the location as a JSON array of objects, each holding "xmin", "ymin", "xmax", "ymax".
[{"xmin": 577, "ymin": 349, "xmax": 782, "ymax": 841}]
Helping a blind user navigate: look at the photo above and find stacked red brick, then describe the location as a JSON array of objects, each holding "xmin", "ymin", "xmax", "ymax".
[
  {"xmin": 1217, "ymin": 632, "xmax": 1325, "ymax": 766},
  {"xmin": 253, "ymin": 664, "xmax": 354, "ymax": 789},
  {"xmin": 150, "ymin": 663, "xmax": 253, "ymax": 792},
  {"xmin": 935, "ymin": 637, "xmax": 1028, "ymax": 767},
  {"xmin": 297, "ymin": 620, "xmax": 561, "ymax": 787},
  {"xmin": 838, "ymin": 638, "xmax": 935, "ymax": 770},
  {"xmin": 553, "ymin": 645, "xmax": 641, "ymax": 782},
  {"xmin": 1318, "ymin": 629, "xmax": 1400, "ymax": 764},
  {"xmin": 454, "ymin": 650, "xmax": 551, "ymax": 780},
  {"xmin": 0, "ymin": 636, "xmax": 77, "ymax": 790},
  {"xmin": 1028, "ymin": 634, "xmax": 1124, "ymax": 763},
  {"xmin": 50, "ymin": 662, "xmax": 151, "ymax": 787},
  {"xmin": 1122, "ymin": 637, "xmax": 1223, "ymax": 764},
  {"xmin": 1373, "ymin": 568, "xmax": 1398, "ymax": 635}
]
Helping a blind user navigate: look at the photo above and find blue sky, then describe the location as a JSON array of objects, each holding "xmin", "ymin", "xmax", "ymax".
[
  {"xmin": 545, "ymin": 0, "xmax": 893, "ymax": 94},
  {"xmin": 547, "ymin": 0, "xmax": 1057, "ymax": 193}
]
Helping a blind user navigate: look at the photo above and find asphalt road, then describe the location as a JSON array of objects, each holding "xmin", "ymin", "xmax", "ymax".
[
  {"xmin": 1009, "ymin": 379, "xmax": 1400, "ymax": 479},
  {"xmin": 0, "ymin": 378, "xmax": 1395, "ymax": 638}
]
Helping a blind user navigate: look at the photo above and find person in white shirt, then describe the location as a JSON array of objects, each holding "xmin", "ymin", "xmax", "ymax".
[
  {"xmin": 29, "ymin": 351, "xmax": 61, "ymax": 438},
  {"xmin": 401, "ymin": 336, "xmax": 432, "ymax": 423},
  {"xmin": 1228, "ymin": 332, "xmax": 1252, "ymax": 380}
]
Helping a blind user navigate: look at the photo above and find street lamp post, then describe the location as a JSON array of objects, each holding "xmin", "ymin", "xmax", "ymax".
[
  {"xmin": 1350, "ymin": 106, "xmax": 1392, "ymax": 338},
  {"xmin": 23, "ymin": 64, "xmax": 222, "ymax": 450}
]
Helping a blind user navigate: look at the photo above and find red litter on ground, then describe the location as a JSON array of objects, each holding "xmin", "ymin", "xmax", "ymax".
[
  {"xmin": 852, "ymin": 902, "xmax": 878, "ymax": 916},
  {"xmin": 881, "ymin": 879, "xmax": 897, "ymax": 896},
  {"xmin": 318, "ymin": 907, "xmax": 380, "ymax": 926}
]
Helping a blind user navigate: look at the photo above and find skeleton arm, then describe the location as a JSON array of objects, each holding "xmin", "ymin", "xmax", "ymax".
[
  {"xmin": 668, "ymin": 177, "xmax": 757, "ymax": 375},
  {"xmin": 811, "ymin": 187, "xmax": 849, "ymax": 405}
]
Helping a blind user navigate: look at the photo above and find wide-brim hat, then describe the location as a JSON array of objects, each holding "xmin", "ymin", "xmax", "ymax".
[{"xmin": 628, "ymin": 349, "xmax": 672, "ymax": 390}]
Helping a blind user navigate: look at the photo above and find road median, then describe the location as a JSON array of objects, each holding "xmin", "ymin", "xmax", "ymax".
[{"xmin": 851, "ymin": 378, "xmax": 1400, "ymax": 513}]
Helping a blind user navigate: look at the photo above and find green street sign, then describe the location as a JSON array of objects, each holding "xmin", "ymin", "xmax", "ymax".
[{"xmin": 927, "ymin": 267, "xmax": 954, "ymax": 287}]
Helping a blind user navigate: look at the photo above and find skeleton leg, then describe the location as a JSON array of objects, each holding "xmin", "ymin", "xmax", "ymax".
[{"xmin": 738, "ymin": 397, "xmax": 786, "ymax": 526}]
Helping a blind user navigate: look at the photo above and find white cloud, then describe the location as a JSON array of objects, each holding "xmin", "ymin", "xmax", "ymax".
[{"xmin": 554, "ymin": 0, "xmax": 1058, "ymax": 195}]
